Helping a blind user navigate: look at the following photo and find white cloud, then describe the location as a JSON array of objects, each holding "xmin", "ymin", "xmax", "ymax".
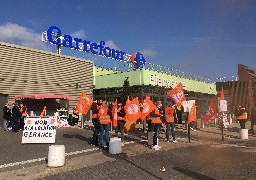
[
  {"xmin": 71, "ymin": 29, "xmax": 86, "ymax": 39},
  {"xmin": 140, "ymin": 48, "xmax": 156, "ymax": 58},
  {"xmin": 105, "ymin": 40, "xmax": 121, "ymax": 50},
  {"xmin": 0, "ymin": 22, "xmax": 51, "ymax": 51}
]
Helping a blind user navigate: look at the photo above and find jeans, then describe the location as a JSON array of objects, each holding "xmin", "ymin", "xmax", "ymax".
[
  {"xmin": 151, "ymin": 123, "xmax": 160, "ymax": 146},
  {"xmin": 91, "ymin": 118, "xmax": 99, "ymax": 145},
  {"xmin": 12, "ymin": 116, "xmax": 19, "ymax": 131},
  {"xmin": 115, "ymin": 120, "xmax": 125, "ymax": 142},
  {"xmin": 3, "ymin": 118, "xmax": 8, "ymax": 130},
  {"xmin": 239, "ymin": 120, "xmax": 246, "ymax": 129},
  {"xmin": 99, "ymin": 123, "xmax": 110, "ymax": 146},
  {"xmin": 166, "ymin": 122, "xmax": 176, "ymax": 141}
]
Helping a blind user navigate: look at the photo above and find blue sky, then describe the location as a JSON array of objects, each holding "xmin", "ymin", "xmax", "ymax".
[{"xmin": 0, "ymin": 0, "xmax": 256, "ymax": 82}]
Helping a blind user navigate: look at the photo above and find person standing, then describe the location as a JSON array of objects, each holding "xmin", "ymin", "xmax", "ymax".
[
  {"xmin": 156, "ymin": 101, "xmax": 165, "ymax": 134},
  {"xmin": 12, "ymin": 103, "xmax": 20, "ymax": 132},
  {"xmin": 98, "ymin": 101, "xmax": 111, "ymax": 150},
  {"xmin": 19, "ymin": 104, "xmax": 27, "ymax": 130},
  {"xmin": 165, "ymin": 102, "xmax": 177, "ymax": 143},
  {"xmin": 235, "ymin": 105, "xmax": 247, "ymax": 129},
  {"xmin": 3, "ymin": 103, "xmax": 11, "ymax": 131},
  {"xmin": 115, "ymin": 101, "xmax": 126, "ymax": 145},
  {"xmin": 90, "ymin": 100, "xmax": 100, "ymax": 146},
  {"xmin": 150, "ymin": 104, "xmax": 163, "ymax": 150},
  {"xmin": 175, "ymin": 105, "xmax": 184, "ymax": 124}
]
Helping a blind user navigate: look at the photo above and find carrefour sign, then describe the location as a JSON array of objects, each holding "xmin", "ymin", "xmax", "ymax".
[{"xmin": 42, "ymin": 26, "xmax": 146, "ymax": 68}]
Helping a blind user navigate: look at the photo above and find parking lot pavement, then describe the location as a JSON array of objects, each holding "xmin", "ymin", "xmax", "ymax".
[{"xmin": 0, "ymin": 121, "xmax": 256, "ymax": 179}]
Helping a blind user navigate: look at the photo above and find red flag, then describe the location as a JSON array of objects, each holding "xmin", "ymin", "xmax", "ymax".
[
  {"xmin": 112, "ymin": 99, "xmax": 118, "ymax": 128},
  {"xmin": 167, "ymin": 82, "xmax": 186, "ymax": 106},
  {"xmin": 76, "ymin": 92, "xmax": 93, "ymax": 115},
  {"xmin": 124, "ymin": 97, "xmax": 141, "ymax": 121},
  {"xmin": 188, "ymin": 103, "xmax": 196, "ymax": 124},
  {"xmin": 203, "ymin": 101, "xmax": 218, "ymax": 126},
  {"xmin": 141, "ymin": 96, "xmax": 156, "ymax": 120},
  {"xmin": 220, "ymin": 86, "xmax": 224, "ymax": 100}
]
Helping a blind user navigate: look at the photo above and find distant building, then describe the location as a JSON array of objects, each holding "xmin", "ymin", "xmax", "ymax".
[
  {"xmin": 0, "ymin": 42, "xmax": 94, "ymax": 118},
  {"xmin": 216, "ymin": 64, "xmax": 255, "ymax": 118}
]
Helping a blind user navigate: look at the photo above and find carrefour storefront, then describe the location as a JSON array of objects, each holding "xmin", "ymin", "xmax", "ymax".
[{"xmin": 93, "ymin": 67, "xmax": 216, "ymax": 116}]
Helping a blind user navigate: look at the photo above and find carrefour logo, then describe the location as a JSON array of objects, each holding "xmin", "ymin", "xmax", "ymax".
[{"xmin": 42, "ymin": 25, "xmax": 146, "ymax": 68}]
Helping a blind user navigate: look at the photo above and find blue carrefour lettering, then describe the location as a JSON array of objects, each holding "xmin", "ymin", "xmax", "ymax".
[
  {"xmin": 47, "ymin": 26, "xmax": 61, "ymax": 45},
  {"xmin": 44, "ymin": 25, "xmax": 146, "ymax": 68}
]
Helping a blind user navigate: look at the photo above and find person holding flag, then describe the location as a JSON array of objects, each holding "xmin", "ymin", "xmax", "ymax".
[
  {"xmin": 165, "ymin": 102, "xmax": 177, "ymax": 143},
  {"xmin": 98, "ymin": 101, "xmax": 111, "ymax": 150},
  {"xmin": 90, "ymin": 99, "xmax": 100, "ymax": 146},
  {"xmin": 150, "ymin": 102, "xmax": 163, "ymax": 150},
  {"xmin": 115, "ymin": 101, "xmax": 126, "ymax": 145},
  {"xmin": 188, "ymin": 103, "xmax": 197, "ymax": 131}
]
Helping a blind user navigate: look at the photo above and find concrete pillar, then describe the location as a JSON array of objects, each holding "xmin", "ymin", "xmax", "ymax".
[
  {"xmin": 239, "ymin": 129, "xmax": 248, "ymax": 140},
  {"xmin": 48, "ymin": 145, "xmax": 65, "ymax": 167}
]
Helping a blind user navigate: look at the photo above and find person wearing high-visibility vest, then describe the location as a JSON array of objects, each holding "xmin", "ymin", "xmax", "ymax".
[
  {"xmin": 98, "ymin": 101, "xmax": 111, "ymax": 150},
  {"xmin": 150, "ymin": 104, "xmax": 163, "ymax": 150},
  {"xmin": 90, "ymin": 100, "xmax": 100, "ymax": 146},
  {"xmin": 165, "ymin": 102, "xmax": 177, "ymax": 143},
  {"xmin": 19, "ymin": 104, "xmax": 27, "ymax": 130},
  {"xmin": 115, "ymin": 101, "xmax": 126, "ymax": 145},
  {"xmin": 235, "ymin": 105, "xmax": 247, "ymax": 129}
]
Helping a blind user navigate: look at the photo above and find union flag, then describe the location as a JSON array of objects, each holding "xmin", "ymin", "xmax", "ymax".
[
  {"xmin": 141, "ymin": 96, "xmax": 156, "ymax": 120},
  {"xmin": 124, "ymin": 97, "xmax": 141, "ymax": 121},
  {"xmin": 167, "ymin": 82, "xmax": 186, "ymax": 106},
  {"xmin": 76, "ymin": 91, "xmax": 93, "ymax": 115},
  {"xmin": 188, "ymin": 103, "xmax": 196, "ymax": 124},
  {"xmin": 203, "ymin": 101, "xmax": 218, "ymax": 126}
]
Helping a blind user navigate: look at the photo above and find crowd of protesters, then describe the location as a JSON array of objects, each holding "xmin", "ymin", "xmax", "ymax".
[
  {"xmin": 89, "ymin": 98, "xmax": 183, "ymax": 151},
  {"xmin": 2, "ymin": 102, "xmax": 28, "ymax": 132}
]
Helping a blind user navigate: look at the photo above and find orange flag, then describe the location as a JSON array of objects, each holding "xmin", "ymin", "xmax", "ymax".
[
  {"xmin": 220, "ymin": 86, "xmax": 224, "ymax": 100},
  {"xmin": 188, "ymin": 103, "xmax": 196, "ymax": 124},
  {"xmin": 141, "ymin": 96, "xmax": 155, "ymax": 120},
  {"xmin": 39, "ymin": 106, "xmax": 46, "ymax": 119},
  {"xmin": 124, "ymin": 97, "xmax": 141, "ymax": 121},
  {"xmin": 76, "ymin": 91, "xmax": 93, "ymax": 115},
  {"xmin": 112, "ymin": 99, "xmax": 118, "ymax": 128},
  {"xmin": 167, "ymin": 82, "xmax": 186, "ymax": 106},
  {"xmin": 203, "ymin": 101, "xmax": 218, "ymax": 126}
]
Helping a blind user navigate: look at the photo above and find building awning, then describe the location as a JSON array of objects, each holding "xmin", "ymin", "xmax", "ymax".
[{"xmin": 15, "ymin": 93, "xmax": 75, "ymax": 100}]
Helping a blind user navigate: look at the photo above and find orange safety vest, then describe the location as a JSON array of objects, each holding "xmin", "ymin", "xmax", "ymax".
[
  {"xmin": 165, "ymin": 106, "xmax": 175, "ymax": 123},
  {"xmin": 237, "ymin": 112, "xmax": 247, "ymax": 120},
  {"xmin": 98, "ymin": 107, "xmax": 111, "ymax": 124},
  {"xmin": 150, "ymin": 108, "xmax": 162, "ymax": 124},
  {"xmin": 20, "ymin": 107, "xmax": 28, "ymax": 117}
]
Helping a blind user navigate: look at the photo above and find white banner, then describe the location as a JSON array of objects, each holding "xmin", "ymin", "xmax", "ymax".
[
  {"xmin": 183, "ymin": 100, "xmax": 195, "ymax": 112},
  {"xmin": 22, "ymin": 117, "xmax": 57, "ymax": 144},
  {"xmin": 219, "ymin": 100, "xmax": 227, "ymax": 112}
]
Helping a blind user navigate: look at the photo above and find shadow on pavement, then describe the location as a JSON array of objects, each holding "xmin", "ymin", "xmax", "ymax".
[
  {"xmin": 173, "ymin": 167, "xmax": 216, "ymax": 180},
  {"xmin": 62, "ymin": 134, "xmax": 92, "ymax": 144}
]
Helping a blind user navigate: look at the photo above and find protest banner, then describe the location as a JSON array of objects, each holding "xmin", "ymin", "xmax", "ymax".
[{"xmin": 22, "ymin": 117, "xmax": 57, "ymax": 143}]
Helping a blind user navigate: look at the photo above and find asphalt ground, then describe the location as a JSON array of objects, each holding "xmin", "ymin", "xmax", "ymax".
[{"xmin": 0, "ymin": 121, "xmax": 256, "ymax": 180}]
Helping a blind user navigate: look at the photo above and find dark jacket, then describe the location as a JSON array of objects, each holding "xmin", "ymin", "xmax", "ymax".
[
  {"xmin": 150, "ymin": 109, "xmax": 162, "ymax": 118},
  {"xmin": 91, "ymin": 102, "xmax": 99, "ymax": 114},
  {"xmin": 3, "ymin": 106, "xmax": 12, "ymax": 120},
  {"xmin": 117, "ymin": 105, "xmax": 126, "ymax": 118},
  {"xmin": 12, "ymin": 105, "xmax": 21, "ymax": 118}
]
